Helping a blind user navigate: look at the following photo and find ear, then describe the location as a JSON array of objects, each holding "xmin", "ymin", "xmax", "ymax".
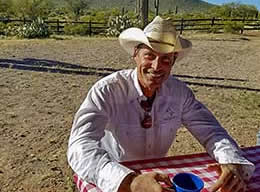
[
  {"xmin": 172, "ymin": 52, "xmax": 178, "ymax": 66},
  {"xmin": 133, "ymin": 47, "xmax": 138, "ymax": 58}
]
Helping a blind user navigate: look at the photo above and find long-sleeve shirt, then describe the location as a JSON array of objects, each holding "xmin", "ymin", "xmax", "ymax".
[{"xmin": 67, "ymin": 68, "xmax": 255, "ymax": 192}]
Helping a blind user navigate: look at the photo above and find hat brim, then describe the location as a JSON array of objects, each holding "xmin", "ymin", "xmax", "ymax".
[{"xmin": 119, "ymin": 28, "xmax": 192, "ymax": 62}]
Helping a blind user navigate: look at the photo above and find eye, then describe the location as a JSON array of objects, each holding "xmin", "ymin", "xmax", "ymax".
[
  {"xmin": 144, "ymin": 52, "xmax": 156, "ymax": 60},
  {"xmin": 160, "ymin": 56, "xmax": 172, "ymax": 65}
]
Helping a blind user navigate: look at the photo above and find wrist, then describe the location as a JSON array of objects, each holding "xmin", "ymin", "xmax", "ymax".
[{"xmin": 118, "ymin": 172, "xmax": 139, "ymax": 192}]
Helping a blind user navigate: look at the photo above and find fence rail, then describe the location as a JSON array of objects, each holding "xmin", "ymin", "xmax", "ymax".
[{"xmin": 0, "ymin": 17, "xmax": 260, "ymax": 35}]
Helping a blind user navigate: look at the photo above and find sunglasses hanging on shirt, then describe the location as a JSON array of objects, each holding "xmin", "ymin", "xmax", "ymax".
[{"xmin": 140, "ymin": 94, "xmax": 155, "ymax": 129}]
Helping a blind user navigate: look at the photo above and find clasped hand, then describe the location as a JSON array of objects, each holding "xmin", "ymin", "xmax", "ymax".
[
  {"xmin": 119, "ymin": 164, "xmax": 247, "ymax": 192},
  {"xmin": 209, "ymin": 164, "xmax": 247, "ymax": 192},
  {"xmin": 119, "ymin": 172, "xmax": 174, "ymax": 192}
]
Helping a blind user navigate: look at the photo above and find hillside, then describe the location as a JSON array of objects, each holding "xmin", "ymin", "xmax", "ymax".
[{"xmin": 53, "ymin": 0, "xmax": 215, "ymax": 13}]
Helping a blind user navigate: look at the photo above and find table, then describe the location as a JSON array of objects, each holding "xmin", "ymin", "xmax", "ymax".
[{"xmin": 74, "ymin": 146, "xmax": 260, "ymax": 192}]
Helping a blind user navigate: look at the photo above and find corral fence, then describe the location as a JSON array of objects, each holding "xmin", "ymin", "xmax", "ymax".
[
  {"xmin": 0, "ymin": 18, "xmax": 107, "ymax": 36},
  {"xmin": 0, "ymin": 17, "xmax": 260, "ymax": 35},
  {"xmin": 173, "ymin": 17, "xmax": 260, "ymax": 34}
]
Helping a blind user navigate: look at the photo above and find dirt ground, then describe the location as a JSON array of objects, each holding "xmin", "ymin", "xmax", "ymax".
[{"xmin": 0, "ymin": 31, "xmax": 260, "ymax": 192}]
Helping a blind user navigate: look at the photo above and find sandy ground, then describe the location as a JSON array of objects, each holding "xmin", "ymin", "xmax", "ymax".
[{"xmin": 0, "ymin": 32, "xmax": 260, "ymax": 192}]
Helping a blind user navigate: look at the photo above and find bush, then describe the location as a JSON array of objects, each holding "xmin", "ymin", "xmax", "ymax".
[
  {"xmin": 208, "ymin": 25, "xmax": 221, "ymax": 33},
  {"xmin": 17, "ymin": 17, "xmax": 50, "ymax": 38},
  {"xmin": 0, "ymin": 22, "xmax": 20, "ymax": 36},
  {"xmin": 106, "ymin": 15, "xmax": 141, "ymax": 37},
  {"xmin": 224, "ymin": 21, "xmax": 244, "ymax": 34},
  {"xmin": 0, "ymin": 22, "xmax": 5, "ymax": 35},
  {"xmin": 4, "ymin": 22, "xmax": 20, "ymax": 36},
  {"xmin": 64, "ymin": 23, "xmax": 89, "ymax": 36}
]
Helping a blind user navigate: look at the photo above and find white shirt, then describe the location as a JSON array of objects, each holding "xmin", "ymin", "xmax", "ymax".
[{"xmin": 67, "ymin": 68, "xmax": 255, "ymax": 192}]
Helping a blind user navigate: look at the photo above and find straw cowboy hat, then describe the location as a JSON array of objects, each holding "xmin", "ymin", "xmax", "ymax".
[{"xmin": 119, "ymin": 16, "xmax": 192, "ymax": 61}]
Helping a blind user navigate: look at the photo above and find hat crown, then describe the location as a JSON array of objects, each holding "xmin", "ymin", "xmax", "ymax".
[
  {"xmin": 144, "ymin": 16, "xmax": 177, "ymax": 45},
  {"xmin": 118, "ymin": 16, "xmax": 192, "ymax": 61}
]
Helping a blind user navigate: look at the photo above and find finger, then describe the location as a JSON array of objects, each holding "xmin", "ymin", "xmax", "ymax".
[
  {"xmin": 162, "ymin": 186, "xmax": 175, "ymax": 192},
  {"xmin": 233, "ymin": 179, "xmax": 246, "ymax": 192},
  {"xmin": 210, "ymin": 170, "xmax": 233, "ymax": 192},
  {"xmin": 208, "ymin": 164, "xmax": 222, "ymax": 175},
  {"xmin": 224, "ymin": 175, "xmax": 240, "ymax": 192},
  {"xmin": 155, "ymin": 173, "xmax": 173, "ymax": 186}
]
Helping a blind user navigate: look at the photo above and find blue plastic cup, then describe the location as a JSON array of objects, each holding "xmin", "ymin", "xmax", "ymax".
[{"xmin": 172, "ymin": 172, "xmax": 204, "ymax": 192}]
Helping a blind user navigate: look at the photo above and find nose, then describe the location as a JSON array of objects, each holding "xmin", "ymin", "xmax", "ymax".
[{"xmin": 151, "ymin": 57, "xmax": 162, "ymax": 71}]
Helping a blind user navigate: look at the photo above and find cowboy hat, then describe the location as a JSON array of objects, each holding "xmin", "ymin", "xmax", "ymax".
[{"xmin": 119, "ymin": 16, "xmax": 192, "ymax": 61}]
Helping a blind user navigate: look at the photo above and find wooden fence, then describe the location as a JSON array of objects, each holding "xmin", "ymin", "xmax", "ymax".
[
  {"xmin": 173, "ymin": 17, "xmax": 260, "ymax": 34},
  {"xmin": 0, "ymin": 18, "xmax": 107, "ymax": 36},
  {"xmin": 0, "ymin": 17, "xmax": 260, "ymax": 35}
]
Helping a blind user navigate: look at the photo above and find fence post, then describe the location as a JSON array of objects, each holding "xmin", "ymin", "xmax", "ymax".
[
  {"xmin": 3, "ymin": 17, "xmax": 10, "ymax": 24},
  {"xmin": 241, "ymin": 17, "xmax": 245, "ymax": 34},
  {"xmin": 56, "ymin": 19, "xmax": 60, "ymax": 34},
  {"xmin": 180, "ymin": 18, "xmax": 184, "ymax": 34},
  {"xmin": 23, "ymin": 17, "xmax": 26, "ymax": 25},
  {"xmin": 211, "ymin": 17, "xmax": 215, "ymax": 27},
  {"xmin": 89, "ymin": 20, "xmax": 92, "ymax": 36}
]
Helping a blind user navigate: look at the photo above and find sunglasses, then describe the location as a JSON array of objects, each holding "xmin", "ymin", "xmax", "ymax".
[{"xmin": 140, "ymin": 99, "xmax": 153, "ymax": 129}]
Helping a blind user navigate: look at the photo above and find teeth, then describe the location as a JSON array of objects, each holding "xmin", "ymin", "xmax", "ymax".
[{"xmin": 150, "ymin": 73, "xmax": 163, "ymax": 78}]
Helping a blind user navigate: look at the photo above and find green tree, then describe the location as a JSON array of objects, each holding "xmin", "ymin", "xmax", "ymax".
[
  {"xmin": 65, "ymin": 0, "xmax": 88, "ymax": 21},
  {"xmin": 236, "ymin": 4, "xmax": 258, "ymax": 18},
  {"xmin": 11, "ymin": 0, "xmax": 53, "ymax": 19},
  {"xmin": 0, "ymin": 0, "xmax": 13, "ymax": 17},
  {"xmin": 209, "ymin": 3, "xmax": 258, "ymax": 18}
]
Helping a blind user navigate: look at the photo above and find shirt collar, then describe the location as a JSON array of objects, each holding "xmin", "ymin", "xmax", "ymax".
[{"xmin": 132, "ymin": 68, "xmax": 145, "ymax": 98}]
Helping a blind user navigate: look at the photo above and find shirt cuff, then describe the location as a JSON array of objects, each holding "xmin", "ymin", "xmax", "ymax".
[
  {"xmin": 97, "ymin": 161, "xmax": 135, "ymax": 192},
  {"xmin": 213, "ymin": 140, "xmax": 255, "ymax": 180}
]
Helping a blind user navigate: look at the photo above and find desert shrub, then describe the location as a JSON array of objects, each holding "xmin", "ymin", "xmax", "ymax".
[
  {"xmin": 0, "ymin": 22, "xmax": 5, "ymax": 35},
  {"xmin": 224, "ymin": 21, "xmax": 244, "ymax": 33},
  {"xmin": 208, "ymin": 25, "xmax": 221, "ymax": 33},
  {"xmin": 4, "ymin": 22, "xmax": 20, "ymax": 36},
  {"xmin": 106, "ymin": 15, "xmax": 141, "ymax": 37},
  {"xmin": 63, "ymin": 23, "xmax": 89, "ymax": 36},
  {"xmin": 17, "ymin": 17, "xmax": 50, "ymax": 38}
]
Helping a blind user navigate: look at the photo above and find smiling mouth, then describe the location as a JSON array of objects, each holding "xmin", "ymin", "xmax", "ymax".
[{"xmin": 147, "ymin": 72, "xmax": 164, "ymax": 79}]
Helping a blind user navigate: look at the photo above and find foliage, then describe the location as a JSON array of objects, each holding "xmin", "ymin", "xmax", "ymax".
[
  {"xmin": 11, "ymin": 0, "xmax": 53, "ymax": 19},
  {"xmin": 65, "ymin": 0, "xmax": 88, "ymax": 21},
  {"xmin": 17, "ymin": 17, "xmax": 50, "ymax": 38},
  {"xmin": 223, "ymin": 21, "xmax": 244, "ymax": 34},
  {"xmin": 208, "ymin": 3, "xmax": 258, "ymax": 19},
  {"xmin": 80, "ymin": 8, "xmax": 122, "ymax": 23},
  {"xmin": 4, "ymin": 22, "xmax": 20, "ymax": 36},
  {"xmin": 0, "ymin": 22, "xmax": 5, "ymax": 35},
  {"xmin": 0, "ymin": 22, "xmax": 20, "ymax": 36},
  {"xmin": 106, "ymin": 14, "xmax": 141, "ymax": 37},
  {"xmin": 63, "ymin": 23, "xmax": 89, "ymax": 36},
  {"xmin": 0, "ymin": 0, "xmax": 13, "ymax": 17},
  {"xmin": 208, "ymin": 25, "xmax": 221, "ymax": 33}
]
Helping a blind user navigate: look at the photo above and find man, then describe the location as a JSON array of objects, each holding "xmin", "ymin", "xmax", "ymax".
[{"xmin": 67, "ymin": 16, "xmax": 255, "ymax": 192}]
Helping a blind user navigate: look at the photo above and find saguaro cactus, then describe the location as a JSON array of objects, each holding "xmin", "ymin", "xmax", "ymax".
[{"xmin": 141, "ymin": 0, "xmax": 149, "ymax": 27}]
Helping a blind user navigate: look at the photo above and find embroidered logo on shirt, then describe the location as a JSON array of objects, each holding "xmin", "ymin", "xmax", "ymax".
[{"xmin": 164, "ymin": 107, "xmax": 176, "ymax": 121}]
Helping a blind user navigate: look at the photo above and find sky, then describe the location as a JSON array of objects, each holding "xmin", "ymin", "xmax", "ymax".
[{"xmin": 204, "ymin": 0, "xmax": 260, "ymax": 10}]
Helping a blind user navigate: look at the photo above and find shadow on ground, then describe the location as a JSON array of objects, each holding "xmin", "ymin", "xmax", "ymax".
[{"xmin": 1, "ymin": 58, "xmax": 260, "ymax": 92}]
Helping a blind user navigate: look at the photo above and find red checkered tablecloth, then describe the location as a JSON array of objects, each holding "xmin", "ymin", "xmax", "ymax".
[{"xmin": 74, "ymin": 146, "xmax": 260, "ymax": 192}]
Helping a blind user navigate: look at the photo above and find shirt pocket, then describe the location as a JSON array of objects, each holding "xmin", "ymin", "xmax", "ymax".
[
  {"xmin": 116, "ymin": 123, "xmax": 146, "ymax": 158},
  {"xmin": 159, "ymin": 120, "xmax": 180, "ymax": 153}
]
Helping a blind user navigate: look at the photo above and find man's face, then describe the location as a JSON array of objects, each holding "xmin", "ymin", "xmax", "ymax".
[{"xmin": 134, "ymin": 45, "xmax": 177, "ymax": 97}]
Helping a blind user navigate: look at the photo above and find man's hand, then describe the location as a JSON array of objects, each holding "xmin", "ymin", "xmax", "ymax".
[
  {"xmin": 209, "ymin": 164, "xmax": 247, "ymax": 192},
  {"xmin": 119, "ymin": 172, "xmax": 175, "ymax": 192}
]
